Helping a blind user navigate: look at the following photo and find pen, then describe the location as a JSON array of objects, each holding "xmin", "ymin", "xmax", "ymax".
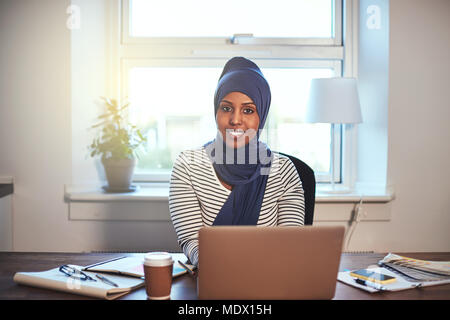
[
  {"xmin": 96, "ymin": 274, "xmax": 119, "ymax": 287},
  {"xmin": 178, "ymin": 260, "xmax": 195, "ymax": 276},
  {"xmin": 353, "ymin": 278, "xmax": 386, "ymax": 291}
]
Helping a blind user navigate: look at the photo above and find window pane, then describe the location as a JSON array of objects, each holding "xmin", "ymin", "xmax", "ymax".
[
  {"xmin": 128, "ymin": 66, "xmax": 334, "ymax": 176},
  {"xmin": 130, "ymin": 0, "xmax": 333, "ymax": 38},
  {"xmin": 129, "ymin": 67, "xmax": 219, "ymax": 175},
  {"xmin": 262, "ymin": 68, "xmax": 334, "ymax": 173}
]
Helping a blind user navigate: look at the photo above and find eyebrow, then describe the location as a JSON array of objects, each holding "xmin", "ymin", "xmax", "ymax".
[{"xmin": 220, "ymin": 99, "xmax": 256, "ymax": 106}]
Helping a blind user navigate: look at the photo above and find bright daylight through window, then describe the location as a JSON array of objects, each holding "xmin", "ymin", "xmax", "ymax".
[
  {"xmin": 129, "ymin": 0, "xmax": 333, "ymax": 38},
  {"xmin": 121, "ymin": 0, "xmax": 344, "ymax": 183}
]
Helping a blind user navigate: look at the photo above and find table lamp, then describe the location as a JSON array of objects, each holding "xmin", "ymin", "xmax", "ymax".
[{"xmin": 305, "ymin": 77, "xmax": 363, "ymax": 193}]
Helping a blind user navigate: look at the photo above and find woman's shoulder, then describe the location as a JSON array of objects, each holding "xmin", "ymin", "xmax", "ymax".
[
  {"xmin": 177, "ymin": 146, "xmax": 206, "ymax": 158},
  {"xmin": 271, "ymin": 152, "xmax": 295, "ymax": 172},
  {"xmin": 174, "ymin": 147, "xmax": 209, "ymax": 169},
  {"xmin": 268, "ymin": 152, "xmax": 302, "ymax": 186},
  {"xmin": 178, "ymin": 146, "xmax": 206, "ymax": 158},
  {"xmin": 272, "ymin": 151, "xmax": 289, "ymax": 161}
]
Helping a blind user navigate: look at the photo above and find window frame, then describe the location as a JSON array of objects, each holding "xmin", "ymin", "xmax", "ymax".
[
  {"xmin": 122, "ymin": 58, "xmax": 343, "ymax": 183},
  {"xmin": 121, "ymin": 0, "xmax": 342, "ymax": 46},
  {"xmin": 112, "ymin": 0, "xmax": 358, "ymax": 187}
]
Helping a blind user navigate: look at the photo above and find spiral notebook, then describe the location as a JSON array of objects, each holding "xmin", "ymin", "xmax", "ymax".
[
  {"xmin": 83, "ymin": 253, "xmax": 194, "ymax": 278},
  {"xmin": 13, "ymin": 265, "xmax": 144, "ymax": 300}
]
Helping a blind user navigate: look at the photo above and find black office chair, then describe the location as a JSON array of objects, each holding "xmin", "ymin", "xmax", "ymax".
[{"xmin": 276, "ymin": 152, "xmax": 316, "ymax": 225}]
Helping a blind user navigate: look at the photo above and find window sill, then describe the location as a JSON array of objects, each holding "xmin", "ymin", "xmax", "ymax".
[
  {"xmin": 65, "ymin": 183, "xmax": 170, "ymax": 202},
  {"xmin": 65, "ymin": 183, "xmax": 394, "ymax": 222},
  {"xmin": 65, "ymin": 183, "xmax": 395, "ymax": 203},
  {"xmin": 315, "ymin": 184, "xmax": 395, "ymax": 203}
]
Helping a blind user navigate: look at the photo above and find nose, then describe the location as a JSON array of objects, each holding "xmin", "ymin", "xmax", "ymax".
[{"xmin": 229, "ymin": 110, "xmax": 242, "ymax": 126}]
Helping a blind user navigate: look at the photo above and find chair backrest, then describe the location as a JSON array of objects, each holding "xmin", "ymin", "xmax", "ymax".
[{"xmin": 277, "ymin": 152, "xmax": 316, "ymax": 225}]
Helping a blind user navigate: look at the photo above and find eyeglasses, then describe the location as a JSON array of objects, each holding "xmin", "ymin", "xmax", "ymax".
[{"xmin": 59, "ymin": 265, "xmax": 96, "ymax": 281}]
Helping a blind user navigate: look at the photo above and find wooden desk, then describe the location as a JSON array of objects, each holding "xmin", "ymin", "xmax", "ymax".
[{"xmin": 0, "ymin": 252, "xmax": 449, "ymax": 300}]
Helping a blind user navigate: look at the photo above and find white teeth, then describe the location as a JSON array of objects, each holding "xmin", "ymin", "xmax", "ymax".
[{"xmin": 228, "ymin": 130, "xmax": 244, "ymax": 137}]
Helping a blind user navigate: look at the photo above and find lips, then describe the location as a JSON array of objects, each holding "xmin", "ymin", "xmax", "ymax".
[{"xmin": 226, "ymin": 129, "xmax": 245, "ymax": 138}]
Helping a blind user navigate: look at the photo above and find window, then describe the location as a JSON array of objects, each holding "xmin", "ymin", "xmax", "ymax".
[
  {"xmin": 128, "ymin": 0, "xmax": 334, "ymax": 39},
  {"xmin": 116, "ymin": 0, "xmax": 353, "ymax": 184}
]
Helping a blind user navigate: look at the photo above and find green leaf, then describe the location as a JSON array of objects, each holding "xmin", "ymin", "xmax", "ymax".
[{"xmin": 89, "ymin": 96, "xmax": 146, "ymax": 159}]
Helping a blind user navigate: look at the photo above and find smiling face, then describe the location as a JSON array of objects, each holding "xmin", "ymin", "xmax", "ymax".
[{"xmin": 216, "ymin": 91, "xmax": 260, "ymax": 149}]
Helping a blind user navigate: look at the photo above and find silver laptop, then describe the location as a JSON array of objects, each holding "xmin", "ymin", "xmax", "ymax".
[{"xmin": 198, "ymin": 225, "xmax": 345, "ymax": 300}]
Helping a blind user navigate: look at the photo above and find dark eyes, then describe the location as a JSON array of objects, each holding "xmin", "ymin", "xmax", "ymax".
[
  {"xmin": 220, "ymin": 105, "xmax": 232, "ymax": 112},
  {"xmin": 220, "ymin": 105, "xmax": 255, "ymax": 114}
]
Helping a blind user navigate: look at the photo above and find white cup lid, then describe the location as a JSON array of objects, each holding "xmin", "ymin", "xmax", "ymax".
[{"xmin": 144, "ymin": 252, "xmax": 173, "ymax": 267}]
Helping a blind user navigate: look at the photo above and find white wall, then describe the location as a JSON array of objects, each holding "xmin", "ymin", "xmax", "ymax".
[
  {"xmin": 0, "ymin": 0, "xmax": 179, "ymax": 253},
  {"xmin": 385, "ymin": 0, "xmax": 450, "ymax": 251},
  {"xmin": 336, "ymin": 0, "xmax": 450, "ymax": 252},
  {"xmin": 351, "ymin": 0, "xmax": 450, "ymax": 252},
  {"xmin": 0, "ymin": 0, "xmax": 73, "ymax": 251},
  {"xmin": 357, "ymin": 0, "xmax": 389, "ymax": 189},
  {"xmin": 0, "ymin": 0, "xmax": 449, "ymax": 253}
]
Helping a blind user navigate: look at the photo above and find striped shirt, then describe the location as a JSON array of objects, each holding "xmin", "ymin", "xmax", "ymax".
[{"xmin": 169, "ymin": 147, "xmax": 305, "ymax": 265}]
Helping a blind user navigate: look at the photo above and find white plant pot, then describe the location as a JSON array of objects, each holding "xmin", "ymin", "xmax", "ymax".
[{"xmin": 102, "ymin": 158, "xmax": 136, "ymax": 190}]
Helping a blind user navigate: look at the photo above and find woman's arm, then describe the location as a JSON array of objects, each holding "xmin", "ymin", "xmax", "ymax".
[
  {"xmin": 169, "ymin": 152, "xmax": 203, "ymax": 266},
  {"xmin": 277, "ymin": 157, "xmax": 306, "ymax": 226}
]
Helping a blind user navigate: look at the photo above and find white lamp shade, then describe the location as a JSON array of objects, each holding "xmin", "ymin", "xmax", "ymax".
[{"xmin": 305, "ymin": 77, "xmax": 363, "ymax": 124}]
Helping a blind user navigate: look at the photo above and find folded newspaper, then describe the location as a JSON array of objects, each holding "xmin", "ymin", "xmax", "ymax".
[
  {"xmin": 378, "ymin": 253, "xmax": 450, "ymax": 282},
  {"xmin": 338, "ymin": 253, "xmax": 450, "ymax": 293}
]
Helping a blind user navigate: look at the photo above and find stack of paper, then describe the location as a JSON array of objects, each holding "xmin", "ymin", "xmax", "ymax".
[{"xmin": 338, "ymin": 253, "xmax": 450, "ymax": 293}]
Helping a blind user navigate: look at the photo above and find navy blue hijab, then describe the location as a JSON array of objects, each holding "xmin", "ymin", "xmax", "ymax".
[{"xmin": 204, "ymin": 57, "xmax": 272, "ymax": 225}]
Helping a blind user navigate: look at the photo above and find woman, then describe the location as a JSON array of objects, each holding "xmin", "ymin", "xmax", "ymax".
[{"xmin": 169, "ymin": 57, "xmax": 305, "ymax": 266}]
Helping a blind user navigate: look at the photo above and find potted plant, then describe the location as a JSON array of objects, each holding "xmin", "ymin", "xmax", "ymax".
[{"xmin": 89, "ymin": 97, "xmax": 147, "ymax": 192}]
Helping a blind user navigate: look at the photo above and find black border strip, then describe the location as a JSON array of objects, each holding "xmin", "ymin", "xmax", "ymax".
[{"xmin": 0, "ymin": 184, "xmax": 13, "ymax": 198}]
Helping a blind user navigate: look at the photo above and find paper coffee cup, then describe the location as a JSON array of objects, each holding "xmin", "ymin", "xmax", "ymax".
[{"xmin": 143, "ymin": 252, "xmax": 174, "ymax": 300}]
